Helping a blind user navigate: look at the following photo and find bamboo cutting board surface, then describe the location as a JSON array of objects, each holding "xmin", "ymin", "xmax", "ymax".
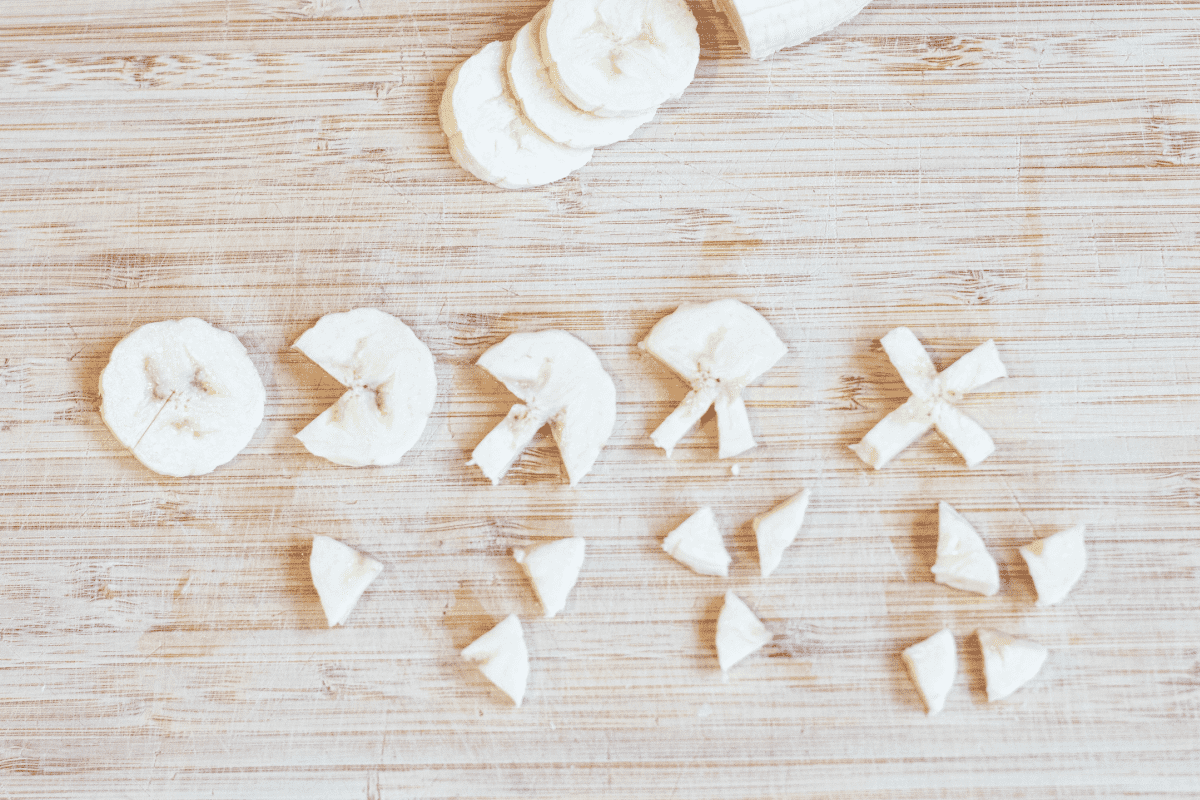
[{"xmin": 3, "ymin": 1, "xmax": 1200, "ymax": 797}]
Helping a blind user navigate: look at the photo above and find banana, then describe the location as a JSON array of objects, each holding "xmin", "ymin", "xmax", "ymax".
[
  {"xmin": 976, "ymin": 628, "xmax": 1048, "ymax": 702},
  {"xmin": 1020, "ymin": 525, "xmax": 1086, "ymax": 607},
  {"xmin": 98, "ymin": 318, "xmax": 265, "ymax": 477},
  {"xmin": 712, "ymin": 0, "xmax": 874, "ymax": 60},
  {"xmin": 931, "ymin": 502, "xmax": 999, "ymax": 597},
  {"xmin": 661, "ymin": 506, "xmax": 731, "ymax": 577},
  {"xmin": 901, "ymin": 628, "xmax": 956, "ymax": 716},
  {"xmin": 752, "ymin": 487, "xmax": 811, "ymax": 578},
  {"xmin": 715, "ymin": 591, "xmax": 771, "ymax": 672},
  {"xmin": 461, "ymin": 614, "xmax": 529, "ymax": 706},
  {"xmin": 440, "ymin": 40, "xmax": 593, "ymax": 189},
  {"xmin": 469, "ymin": 330, "xmax": 616, "ymax": 486},
  {"xmin": 640, "ymin": 299, "xmax": 786, "ymax": 459},
  {"xmin": 508, "ymin": 9, "xmax": 657, "ymax": 148},
  {"xmin": 309, "ymin": 535, "xmax": 383, "ymax": 627},
  {"xmin": 513, "ymin": 537, "xmax": 586, "ymax": 618},
  {"xmin": 541, "ymin": 0, "xmax": 700, "ymax": 118},
  {"xmin": 292, "ymin": 308, "xmax": 436, "ymax": 467}
]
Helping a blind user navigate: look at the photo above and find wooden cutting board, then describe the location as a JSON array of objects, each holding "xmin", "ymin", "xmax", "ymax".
[{"xmin": 3, "ymin": 1, "xmax": 1199, "ymax": 796}]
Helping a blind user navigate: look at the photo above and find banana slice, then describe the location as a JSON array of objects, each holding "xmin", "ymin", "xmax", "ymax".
[
  {"xmin": 309, "ymin": 535, "xmax": 383, "ymax": 627},
  {"xmin": 1020, "ymin": 524, "xmax": 1086, "ymax": 606},
  {"xmin": 469, "ymin": 330, "xmax": 616, "ymax": 486},
  {"xmin": 292, "ymin": 308, "xmax": 436, "ymax": 467},
  {"xmin": 461, "ymin": 614, "xmax": 530, "ymax": 706},
  {"xmin": 508, "ymin": 9, "xmax": 657, "ymax": 148},
  {"xmin": 976, "ymin": 628, "xmax": 1048, "ymax": 702},
  {"xmin": 541, "ymin": 0, "xmax": 700, "ymax": 118},
  {"xmin": 640, "ymin": 299, "xmax": 786, "ymax": 459},
  {"xmin": 931, "ymin": 502, "xmax": 1000, "ymax": 596},
  {"xmin": 98, "ymin": 318, "xmax": 265, "ymax": 477},
  {"xmin": 440, "ymin": 40, "xmax": 593, "ymax": 189},
  {"xmin": 513, "ymin": 537, "xmax": 586, "ymax": 618},
  {"xmin": 713, "ymin": 0, "xmax": 874, "ymax": 60},
  {"xmin": 753, "ymin": 487, "xmax": 811, "ymax": 578},
  {"xmin": 662, "ymin": 506, "xmax": 731, "ymax": 577},
  {"xmin": 901, "ymin": 628, "xmax": 956, "ymax": 716},
  {"xmin": 716, "ymin": 591, "xmax": 771, "ymax": 672}
]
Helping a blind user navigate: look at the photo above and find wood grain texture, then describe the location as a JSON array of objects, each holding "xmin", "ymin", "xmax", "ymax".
[{"xmin": 2, "ymin": 0, "xmax": 1199, "ymax": 797}]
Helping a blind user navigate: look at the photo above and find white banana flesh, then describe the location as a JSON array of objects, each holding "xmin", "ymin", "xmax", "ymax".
[
  {"xmin": 716, "ymin": 591, "xmax": 771, "ymax": 672},
  {"xmin": 293, "ymin": 308, "xmax": 436, "ymax": 467},
  {"xmin": 851, "ymin": 327, "xmax": 1007, "ymax": 469},
  {"xmin": 662, "ymin": 507, "xmax": 731, "ymax": 577},
  {"xmin": 541, "ymin": 0, "xmax": 700, "ymax": 118},
  {"xmin": 1020, "ymin": 525, "xmax": 1086, "ymax": 606},
  {"xmin": 469, "ymin": 330, "xmax": 616, "ymax": 486},
  {"xmin": 513, "ymin": 537, "xmax": 586, "ymax": 618},
  {"xmin": 712, "ymin": 0, "xmax": 874, "ymax": 60},
  {"xmin": 440, "ymin": 40, "xmax": 593, "ymax": 189},
  {"xmin": 640, "ymin": 299, "xmax": 786, "ymax": 459},
  {"xmin": 309, "ymin": 535, "xmax": 383, "ymax": 627},
  {"xmin": 902, "ymin": 628, "xmax": 956, "ymax": 716},
  {"xmin": 461, "ymin": 614, "xmax": 530, "ymax": 706},
  {"xmin": 508, "ymin": 9, "xmax": 656, "ymax": 148},
  {"xmin": 931, "ymin": 502, "xmax": 1000, "ymax": 597},
  {"xmin": 98, "ymin": 317, "xmax": 265, "ymax": 477},
  {"xmin": 977, "ymin": 628, "xmax": 1048, "ymax": 702},
  {"xmin": 753, "ymin": 487, "xmax": 811, "ymax": 578}
]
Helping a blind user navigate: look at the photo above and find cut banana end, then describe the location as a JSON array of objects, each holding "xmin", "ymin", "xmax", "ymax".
[
  {"xmin": 309, "ymin": 535, "xmax": 383, "ymax": 627},
  {"xmin": 98, "ymin": 318, "xmax": 266, "ymax": 477},
  {"xmin": 541, "ymin": 0, "xmax": 700, "ymax": 118},
  {"xmin": 931, "ymin": 502, "xmax": 999, "ymax": 596},
  {"xmin": 1020, "ymin": 524, "xmax": 1086, "ymax": 606},
  {"xmin": 753, "ymin": 488, "xmax": 811, "ymax": 578},
  {"xmin": 662, "ymin": 507, "xmax": 731, "ymax": 577},
  {"xmin": 902, "ymin": 628, "xmax": 956, "ymax": 716},
  {"xmin": 640, "ymin": 299, "xmax": 786, "ymax": 459},
  {"xmin": 440, "ymin": 40, "xmax": 593, "ymax": 189},
  {"xmin": 513, "ymin": 537, "xmax": 586, "ymax": 618},
  {"xmin": 469, "ymin": 330, "xmax": 616, "ymax": 486},
  {"xmin": 716, "ymin": 591, "xmax": 771, "ymax": 672},
  {"xmin": 712, "ymin": 0, "xmax": 874, "ymax": 60},
  {"xmin": 977, "ymin": 628, "xmax": 1048, "ymax": 702},
  {"xmin": 293, "ymin": 308, "xmax": 436, "ymax": 467},
  {"xmin": 461, "ymin": 614, "xmax": 530, "ymax": 706},
  {"xmin": 509, "ymin": 8, "xmax": 656, "ymax": 148}
]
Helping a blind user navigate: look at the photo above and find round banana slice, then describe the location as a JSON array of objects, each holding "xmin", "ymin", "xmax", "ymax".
[
  {"xmin": 99, "ymin": 318, "xmax": 265, "ymax": 477},
  {"xmin": 540, "ymin": 0, "xmax": 700, "ymax": 118},
  {"xmin": 440, "ymin": 40, "xmax": 594, "ymax": 189},
  {"xmin": 508, "ymin": 9, "xmax": 656, "ymax": 148},
  {"xmin": 293, "ymin": 308, "xmax": 436, "ymax": 467}
]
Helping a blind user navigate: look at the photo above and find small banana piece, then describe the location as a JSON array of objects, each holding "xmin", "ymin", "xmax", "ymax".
[
  {"xmin": 440, "ymin": 40, "xmax": 593, "ymax": 189},
  {"xmin": 712, "ymin": 0, "xmax": 874, "ymax": 60},
  {"xmin": 513, "ymin": 537, "xmax": 586, "ymax": 618},
  {"xmin": 98, "ymin": 318, "xmax": 265, "ymax": 477},
  {"xmin": 716, "ymin": 591, "xmax": 771, "ymax": 672},
  {"xmin": 662, "ymin": 506, "xmax": 731, "ymax": 577},
  {"xmin": 640, "ymin": 299, "xmax": 786, "ymax": 459},
  {"xmin": 976, "ymin": 628, "xmax": 1048, "ymax": 702},
  {"xmin": 508, "ymin": 9, "xmax": 657, "ymax": 148},
  {"xmin": 1020, "ymin": 524, "xmax": 1086, "ymax": 606},
  {"xmin": 292, "ymin": 308, "xmax": 436, "ymax": 467},
  {"xmin": 931, "ymin": 502, "xmax": 1000, "ymax": 596},
  {"xmin": 541, "ymin": 0, "xmax": 700, "ymax": 118},
  {"xmin": 752, "ymin": 487, "xmax": 811, "ymax": 578},
  {"xmin": 469, "ymin": 330, "xmax": 616, "ymax": 486},
  {"xmin": 309, "ymin": 535, "xmax": 383, "ymax": 627},
  {"xmin": 461, "ymin": 614, "xmax": 530, "ymax": 706},
  {"xmin": 902, "ymin": 628, "xmax": 956, "ymax": 716}
]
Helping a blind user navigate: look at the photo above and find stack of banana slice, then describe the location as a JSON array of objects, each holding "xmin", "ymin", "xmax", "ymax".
[{"xmin": 440, "ymin": 0, "xmax": 700, "ymax": 188}]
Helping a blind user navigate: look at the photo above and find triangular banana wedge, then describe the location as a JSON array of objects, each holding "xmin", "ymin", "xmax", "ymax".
[
  {"xmin": 752, "ymin": 488, "xmax": 811, "ymax": 578},
  {"xmin": 977, "ymin": 628, "xmax": 1048, "ymax": 702},
  {"xmin": 461, "ymin": 614, "xmax": 530, "ymax": 707},
  {"xmin": 662, "ymin": 507, "xmax": 731, "ymax": 577},
  {"xmin": 309, "ymin": 535, "xmax": 383, "ymax": 627},
  {"xmin": 513, "ymin": 537, "xmax": 586, "ymax": 618},
  {"xmin": 902, "ymin": 628, "xmax": 956, "ymax": 716},
  {"xmin": 931, "ymin": 502, "xmax": 999, "ymax": 596},
  {"xmin": 716, "ymin": 591, "xmax": 771, "ymax": 672},
  {"xmin": 1020, "ymin": 525, "xmax": 1086, "ymax": 606}
]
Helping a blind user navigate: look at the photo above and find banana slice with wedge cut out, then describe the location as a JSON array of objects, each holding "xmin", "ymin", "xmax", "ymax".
[
  {"xmin": 293, "ymin": 308, "xmax": 436, "ymax": 467},
  {"xmin": 99, "ymin": 317, "xmax": 266, "ymax": 477},
  {"xmin": 713, "ymin": 0, "xmax": 874, "ymax": 60}
]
